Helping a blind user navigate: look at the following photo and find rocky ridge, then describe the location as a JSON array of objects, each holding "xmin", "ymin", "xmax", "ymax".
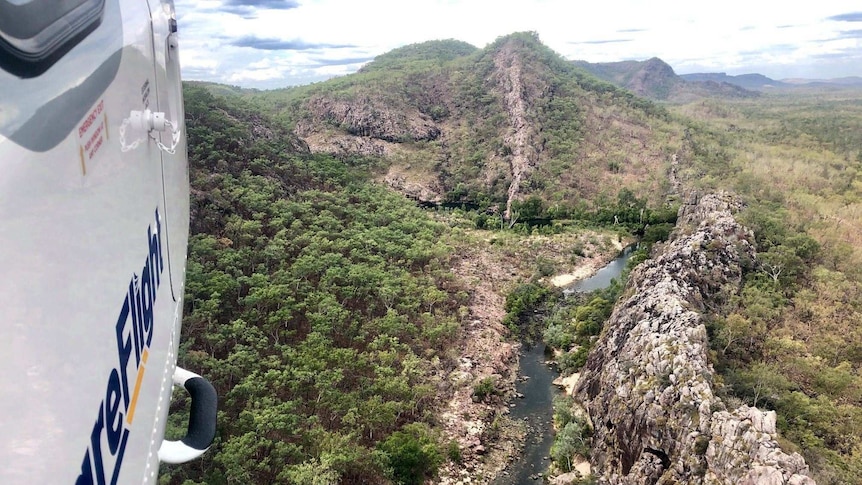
[
  {"xmin": 494, "ymin": 43, "xmax": 541, "ymax": 220},
  {"xmin": 305, "ymin": 96, "xmax": 441, "ymax": 143},
  {"xmin": 574, "ymin": 193, "xmax": 814, "ymax": 485}
]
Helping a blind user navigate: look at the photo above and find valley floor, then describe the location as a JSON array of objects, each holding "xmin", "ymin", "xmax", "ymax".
[{"xmin": 433, "ymin": 223, "xmax": 628, "ymax": 483}]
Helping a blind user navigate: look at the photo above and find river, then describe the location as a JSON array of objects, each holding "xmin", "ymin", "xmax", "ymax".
[
  {"xmin": 493, "ymin": 245, "xmax": 636, "ymax": 484},
  {"xmin": 492, "ymin": 342, "xmax": 558, "ymax": 484},
  {"xmin": 564, "ymin": 244, "xmax": 636, "ymax": 295}
]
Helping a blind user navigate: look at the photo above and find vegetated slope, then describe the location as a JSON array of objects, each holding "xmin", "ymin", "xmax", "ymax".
[
  {"xmin": 669, "ymin": 92, "xmax": 862, "ymax": 483},
  {"xmin": 573, "ymin": 58, "xmax": 681, "ymax": 100},
  {"xmin": 163, "ymin": 83, "xmax": 648, "ymax": 485},
  {"xmin": 573, "ymin": 58, "xmax": 757, "ymax": 102},
  {"xmin": 160, "ymin": 85, "xmax": 471, "ymax": 484},
  {"xmin": 359, "ymin": 38, "xmax": 478, "ymax": 70},
  {"xmin": 250, "ymin": 33, "xmax": 683, "ymax": 218}
]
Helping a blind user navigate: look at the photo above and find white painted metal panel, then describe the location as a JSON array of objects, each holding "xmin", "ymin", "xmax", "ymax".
[{"xmin": 0, "ymin": 0, "xmax": 192, "ymax": 483}]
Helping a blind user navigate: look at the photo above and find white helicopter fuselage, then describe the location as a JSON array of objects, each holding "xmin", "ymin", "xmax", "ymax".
[{"xmin": 0, "ymin": 1, "xmax": 210, "ymax": 483}]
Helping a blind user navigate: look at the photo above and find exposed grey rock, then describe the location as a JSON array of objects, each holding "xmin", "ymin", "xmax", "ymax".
[
  {"xmin": 382, "ymin": 169, "xmax": 443, "ymax": 204},
  {"xmin": 706, "ymin": 407, "xmax": 813, "ymax": 485},
  {"xmin": 306, "ymin": 96, "xmax": 440, "ymax": 142},
  {"xmin": 574, "ymin": 192, "xmax": 814, "ymax": 485}
]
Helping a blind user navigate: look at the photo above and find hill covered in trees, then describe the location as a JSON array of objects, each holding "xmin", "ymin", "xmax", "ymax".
[{"xmin": 239, "ymin": 33, "xmax": 684, "ymax": 220}]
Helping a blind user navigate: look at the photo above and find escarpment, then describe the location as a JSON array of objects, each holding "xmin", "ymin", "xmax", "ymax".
[{"xmin": 574, "ymin": 193, "xmax": 815, "ymax": 485}]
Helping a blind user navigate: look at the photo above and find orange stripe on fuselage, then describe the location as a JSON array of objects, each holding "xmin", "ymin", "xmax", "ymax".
[{"xmin": 126, "ymin": 349, "xmax": 149, "ymax": 424}]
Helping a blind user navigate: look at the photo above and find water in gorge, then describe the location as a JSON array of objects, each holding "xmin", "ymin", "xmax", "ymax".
[{"xmin": 493, "ymin": 246, "xmax": 636, "ymax": 483}]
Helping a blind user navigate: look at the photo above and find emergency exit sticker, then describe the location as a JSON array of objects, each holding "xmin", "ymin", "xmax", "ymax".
[{"xmin": 77, "ymin": 99, "xmax": 108, "ymax": 175}]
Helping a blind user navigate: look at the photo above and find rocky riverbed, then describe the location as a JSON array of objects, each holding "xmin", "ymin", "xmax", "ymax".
[{"xmin": 436, "ymin": 227, "xmax": 626, "ymax": 484}]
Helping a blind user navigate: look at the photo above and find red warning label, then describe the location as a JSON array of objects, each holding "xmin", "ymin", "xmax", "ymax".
[{"xmin": 77, "ymin": 99, "xmax": 108, "ymax": 174}]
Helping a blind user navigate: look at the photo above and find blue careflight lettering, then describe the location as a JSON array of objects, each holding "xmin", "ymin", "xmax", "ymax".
[{"xmin": 76, "ymin": 210, "xmax": 163, "ymax": 485}]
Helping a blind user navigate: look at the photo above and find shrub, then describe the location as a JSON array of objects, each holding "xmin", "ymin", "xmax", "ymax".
[
  {"xmin": 572, "ymin": 241, "xmax": 586, "ymax": 257},
  {"xmin": 553, "ymin": 395, "xmax": 576, "ymax": 428},
  {"xmin": 543, "ymin": 322, "xmax": 575, "ymax": 349},
  {"xmin": 550, "ymin": 418, "xmax": 591, "ymax": 472},
  {"xmin": 536, "ymin": 256, "xmax": 556, "ymax": 277},
  {"xmin": 446, "ymin": 440, "xmax": 462, "ymax": 463},
  {"xmin": 557, "ymin": 346, "xmax": 590, "ymax": 374},
  {"xmin": 472, "ymin": 376, "xmax": 499, "ymax": 402},
  {"xmin": 643, "ymin": 222, "xmax": 674, "ymax": 245},
  {"xmin": 378, "ymin": 423, "xmax": 443, "ymax": 485},
  {"xmin": 694, "ymin": 434, "xmax": 710, "ymax": 455},
  {"xmin": 502, "ymin": 282, "xmax": 550, "ymax": 331}
]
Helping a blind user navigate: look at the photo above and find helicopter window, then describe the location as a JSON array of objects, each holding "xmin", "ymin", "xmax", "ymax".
[{"xmin": 0, "ymin": 0, "xmax": 105, "ymax": 77}]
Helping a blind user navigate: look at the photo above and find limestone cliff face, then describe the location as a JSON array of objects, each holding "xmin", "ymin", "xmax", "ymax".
[{"xmin": 574, "ymin": 193, "xmax": 814, "ymax": 485}]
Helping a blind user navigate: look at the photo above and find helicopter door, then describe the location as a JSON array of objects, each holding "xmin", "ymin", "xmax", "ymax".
[{"xmin": 145, "ymin": 0, "xmax": 189, "ymax": 302}]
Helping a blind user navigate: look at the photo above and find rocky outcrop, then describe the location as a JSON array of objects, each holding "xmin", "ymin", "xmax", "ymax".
[
  {"xmin": 299, "ymin": 130, "xmax": 391, "ymax": 158},
  {"xmin": 574, "ymin": 193, "xmax": 814, "ymax": 485},
  {"xmin": 705, "ymin": 407, "xmax": 812, "ymax": 485},
  {"xmin": 304, "ymin": 96, "xmax": 440, "ymax": 143},
  {"xmin": 383, "ymin": 167, "xmax": 444, "ymax": 203}
]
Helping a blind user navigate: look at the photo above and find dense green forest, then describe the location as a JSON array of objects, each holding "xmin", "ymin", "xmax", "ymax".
[
  {"xmin": 161, "ymin": 86, "xmax": 467, "ymax": 484},
  {"xmin": 161, "ymin": 81, "xmax": 659, "ymax": 484}
]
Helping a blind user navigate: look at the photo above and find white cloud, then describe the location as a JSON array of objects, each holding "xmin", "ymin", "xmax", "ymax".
[
  {"xmin": 228, "ymin": 67, "xmax": 285, "ymax": 82},
  {"xmin": 174, "ymin": 0, "xmax": 862, "ymax": 88}
]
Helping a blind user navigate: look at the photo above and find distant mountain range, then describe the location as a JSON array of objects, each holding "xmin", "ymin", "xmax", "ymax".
[
  {"xmin": 573, "ymin": 58, "xmax": 862, "ymax": 101},
  {"xmin": 683, "ymin": 73, "xmax": 862, "ymax": 89},
  {"xmin": 679, "ymin": 72, "xmax": 786, "ymax": 89},
  {"xmin": 572, "ymin": 58, "xmax": 757, "ymax": 102}
]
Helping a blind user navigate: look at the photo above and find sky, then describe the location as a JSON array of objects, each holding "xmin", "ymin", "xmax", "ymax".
[{"xmin": 174, "ymin": 0, "xmax": 862, "ymax": 90}]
